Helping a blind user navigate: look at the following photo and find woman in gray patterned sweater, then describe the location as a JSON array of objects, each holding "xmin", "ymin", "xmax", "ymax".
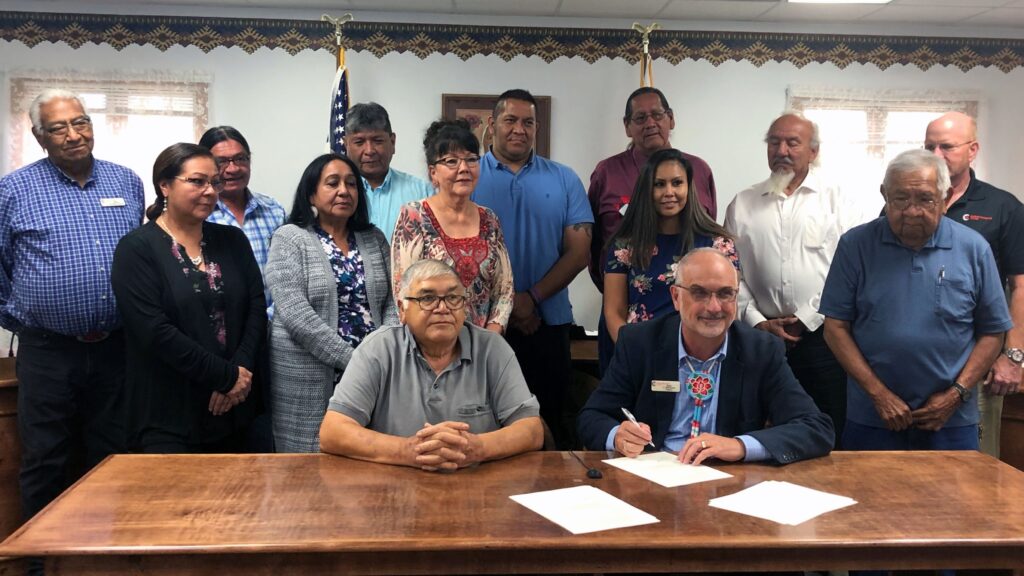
[{"xmin": 266, "ymin": 154, "xmax": 398, "ymax": 452}]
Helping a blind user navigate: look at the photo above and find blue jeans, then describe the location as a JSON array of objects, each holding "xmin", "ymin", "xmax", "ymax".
[{"xmin": 841, "ymin": 420, "xmax": 979, "ymax": 451}]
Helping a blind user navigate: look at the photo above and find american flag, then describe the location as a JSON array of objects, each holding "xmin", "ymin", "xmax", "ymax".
[{"xmin": 328, "ymin": 64, "xmax": 349, "ymax": 155}]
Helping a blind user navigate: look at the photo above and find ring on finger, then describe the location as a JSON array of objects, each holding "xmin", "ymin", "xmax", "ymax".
[{"xmin": 700, "ymin": 440, "xmax": 708, "ymax": 450}]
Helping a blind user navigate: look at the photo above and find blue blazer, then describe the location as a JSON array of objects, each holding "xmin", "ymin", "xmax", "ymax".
[{"xmin": 578, "ymin": 315, "xmax": 834, "ymax": 463}]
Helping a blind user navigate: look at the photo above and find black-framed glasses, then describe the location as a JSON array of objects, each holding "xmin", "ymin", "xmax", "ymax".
[
  {"xmin": 923, "ymin": 141, "xmax": 975, "ymax": 153},
  {"xmin": 887, "ymin": 196, "xmax": 938, "ymax": 211},
  {"xmin": 676, "ymin": 285, "xmax": 738, "ymax": 303},
  {"xmin": 174, "ymin": 176, "xmax": 224, "ymax": 192},
  {"xmin": 404, "ymin": 293, "xmax": 467, "ymax": 311},
  {"xmin": 629, "ymin": 110, "xmax": 669, "ymax": 125},
  {"xmin": 433, "ymin": 155, "xmax": 481, "ymax": 169},
  {"xmin": 43, "ymin": 115, "xmax": 92, "ymax": 137},
  {"xmin": 215, "ymin": 154, "xmax": 251, "ymax": 169}
]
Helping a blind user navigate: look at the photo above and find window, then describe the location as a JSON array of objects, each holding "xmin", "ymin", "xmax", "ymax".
[
  {"xmin": 8, "ymin": 74, "xmax": 209, "ymax": 204},
  {"xmin": 787, "ymin": 86, "xmax": 979, "ymax": 197}
]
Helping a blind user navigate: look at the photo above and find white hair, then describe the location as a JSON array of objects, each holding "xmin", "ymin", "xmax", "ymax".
[
  {"xmin": 883, "ymin": 149, "xmax": 951, "ymax": 197},
  {"xmin": 29, "ymin": 89, "xmax": 87, "ymax": 134},
  {"xmin": 765, "ymin": 111, "xmax": 822, "ymax": 169},
  {"xmin": 398, "ymin": 259, "xmax": 460, "ymax": 299}
]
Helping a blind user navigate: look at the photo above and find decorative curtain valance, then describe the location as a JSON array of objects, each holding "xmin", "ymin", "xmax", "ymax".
[{"xmin": 2, "ymin": 10, "xmax": 1022, "ymax": 73}]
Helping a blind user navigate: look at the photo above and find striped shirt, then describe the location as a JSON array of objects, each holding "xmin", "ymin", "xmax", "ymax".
[
  {"xmin": 0, "ymin": 157, "xmax": 144, "ymax": 335},
  {"xmin": 206, "ymin": 189, "xmax": 286, "ymax": 310}
]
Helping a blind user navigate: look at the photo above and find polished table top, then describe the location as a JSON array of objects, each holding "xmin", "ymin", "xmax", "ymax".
[{"xmin": 1, "ymin": 450, "xmax": 1022, "ymax": 574}]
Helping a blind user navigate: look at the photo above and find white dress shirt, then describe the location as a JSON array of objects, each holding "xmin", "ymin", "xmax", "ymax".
[{"xmin": 724, "ymin": 169, "xmax": 880, "ymax": 332}]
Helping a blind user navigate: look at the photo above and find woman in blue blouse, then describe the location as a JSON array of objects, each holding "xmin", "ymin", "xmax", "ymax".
[
  {"xmin": 603, "ymin": 148, "xmax": 739, "ymax": 344},
  {"xmin": 265, "ymin": 153, "xmax": 397, "ymax": 453}
]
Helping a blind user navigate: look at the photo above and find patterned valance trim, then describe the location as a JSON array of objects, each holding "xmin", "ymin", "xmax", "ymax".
[{"xmin": 2, "ymin": 10, "xmax": 1023, "ymax": 72}]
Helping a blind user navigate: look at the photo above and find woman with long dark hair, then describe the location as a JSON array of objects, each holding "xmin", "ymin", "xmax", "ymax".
[
  {"xmin": 112, "ymin": 143, "xmax": 266, "ymax": 452},
  {"xmin": 265, "ymin": 153, "xmax": 397, "ymax": 453},
  {"xmin": 603, "ymin": 148, "xmax": 739, "ymax": 343}
]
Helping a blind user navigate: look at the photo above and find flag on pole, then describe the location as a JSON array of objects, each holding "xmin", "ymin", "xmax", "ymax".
[{"xmin": 328, "ymin": 63, "xmax": 349, "ymax": 155}]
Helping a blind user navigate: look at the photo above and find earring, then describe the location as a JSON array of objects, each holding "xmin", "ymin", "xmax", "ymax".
[{"xmin": 311, "ymin": 206, "xmax": 319, "ymax": 218}]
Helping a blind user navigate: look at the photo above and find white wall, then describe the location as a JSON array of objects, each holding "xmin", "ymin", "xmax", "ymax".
[{"xmin": 3, "ymin": 20, "xmax": 1024, "ymax": 331}]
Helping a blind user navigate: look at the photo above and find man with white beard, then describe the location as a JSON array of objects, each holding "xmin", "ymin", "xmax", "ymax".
[{"xmin": 724, "ymin": 112, "xmax": 871, "ymax": 446}]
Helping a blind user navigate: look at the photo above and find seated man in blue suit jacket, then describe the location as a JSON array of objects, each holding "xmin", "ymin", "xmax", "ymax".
[{"xmin": 579, "ymin": 248, "xmax": 833, "ymax": 465}]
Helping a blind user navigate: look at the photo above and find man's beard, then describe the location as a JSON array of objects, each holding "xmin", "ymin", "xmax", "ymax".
[{"xmin": 768, "ymin": 169, "xmax": 796, "ymax": 196}]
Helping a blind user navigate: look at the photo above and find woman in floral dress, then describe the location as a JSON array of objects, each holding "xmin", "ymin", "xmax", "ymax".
[
  {"xmin": 391, "ymin": 119, "xmax": 512, "ymax": 333},
  {"xmin": 603, "ymin": 148, "xmax": 739, "ymax": 344}
]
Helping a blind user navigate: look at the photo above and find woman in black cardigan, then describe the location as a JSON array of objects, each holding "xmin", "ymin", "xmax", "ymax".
[{"xmin": 112, "ymin": 143, "xmax": 266, "ymax": 453}]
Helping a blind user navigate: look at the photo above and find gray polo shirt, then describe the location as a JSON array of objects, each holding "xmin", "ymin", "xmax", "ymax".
[{"xmin": 328, "ymin": 323, "xmax": 540, "ymax": 437}]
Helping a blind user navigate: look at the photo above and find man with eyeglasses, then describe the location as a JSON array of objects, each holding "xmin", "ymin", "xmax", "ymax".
[
  {"xmin": 587, "ymin": 87, "xmax": 719, "ymax": 374},
  {"xmin": 579, "ymin": 248, "xmax": 833, "ymax": 464},
  {"xmin": 821, "ymin": 149, "xmax": 1011, "ymax": 452},
  {"xmin": 473, "ymin": 88, "xmax": 593, "ymax": 449},
  {"xmin": 319, "ymin": 259, "xmax": 542, "ymax": 469},
  {"xmin": 0, "ymin": 89, "xmax": 144, "ymax": 532},
  {"xmin": 724, "ymin": 112, "xmax": 874, "ymax": 447},
  {"xmin": 924, "ymin": 111, "xmax": 1024, "ymax": 457},
  {"xmin": 344, "ymin": 102, "xmax": 433, "ymax": 237}
]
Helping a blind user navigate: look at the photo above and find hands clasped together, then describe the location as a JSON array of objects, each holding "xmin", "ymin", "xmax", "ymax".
[
  {"xmin": 614, "ymin": 419, "xmax": 746, "ymax": 466},
  {"xmin": 408, "ymin": 421, "xmax": 484, "ymax": 472},
  {"xmin": 209, "ymin": 366, "xmax": 253, "ymax": 416}
]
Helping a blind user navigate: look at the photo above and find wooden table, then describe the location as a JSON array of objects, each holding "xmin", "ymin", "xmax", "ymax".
[{"xmin": 1, "ymin": 451, "xmax": 1022, "ymax": 575}]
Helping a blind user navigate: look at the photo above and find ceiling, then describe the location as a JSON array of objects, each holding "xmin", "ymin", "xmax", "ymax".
[{"xmin": 12, "ymin": 0, "xmax": 1024, "ymax": 29}]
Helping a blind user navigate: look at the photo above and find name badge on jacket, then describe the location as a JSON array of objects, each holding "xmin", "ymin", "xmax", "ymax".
[
  {"xmin": 100, "ymin": 198, "xmax": 126, "ymax": 207},
  {"xmin": 651, "ymin": 380, "xmax": 680, "ymax": 393}
]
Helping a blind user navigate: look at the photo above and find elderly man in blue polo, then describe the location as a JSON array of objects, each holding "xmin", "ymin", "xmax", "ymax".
[{"xmin": 820, "ymin": 148, "xmax": 1011, "ymax": 451}]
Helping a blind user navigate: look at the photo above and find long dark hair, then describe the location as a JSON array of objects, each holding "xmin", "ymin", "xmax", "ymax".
[
  {"xmin": 198, "ymin": 125, "xmax": 251, "ymax": 155},
  {"xmin": 286, "ymin": 153, "xmax": 371, "ymax": 232},
  {"xmin": 608, "ymin": 148, "xmax": 731, "ymax": 270},
  {"xmin": 146, "ymin": 143, "xmax": 215, "ymax": 221}
]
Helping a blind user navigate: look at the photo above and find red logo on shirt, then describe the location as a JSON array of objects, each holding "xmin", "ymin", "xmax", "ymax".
[{"xmin": 962, "ymin": 214, "xmax": 993, "ymax": 222}]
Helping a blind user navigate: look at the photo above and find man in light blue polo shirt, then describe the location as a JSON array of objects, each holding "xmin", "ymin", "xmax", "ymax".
[
  {"xmin": 345, "ymin": 102, "xmax": 433, "ymax": 237},
  {"xmin": 472, "ymin": 88, "xmax": 593, "ymax": 449},
  {"xmin": 821, "ymin": 149, "xmax": 1011, "ymax": 451}
]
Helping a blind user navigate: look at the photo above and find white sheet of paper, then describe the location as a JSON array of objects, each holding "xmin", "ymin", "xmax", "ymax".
[
  {"xmin": 509, "ymin": 485, "xmax": 659, "ymax": 534},
  {"xmin": 602, "ymin": 451, "xmax": 733, "ymax": 488},
  {"xmin": 708, "ymin": 480, "xmax": 857, "ymax": 525}
]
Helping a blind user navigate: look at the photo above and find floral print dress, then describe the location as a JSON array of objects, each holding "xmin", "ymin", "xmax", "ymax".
[
  {"xmin": 314, "ymin": 224, "xmax": 377, "ymax": 348},
  {"xmin": 167, "ymin": 235, "xmax": 227, "ymax": 351},
  {"xmin": 605, "ymin": 233, "xmax": 740, "ymax": 324}
]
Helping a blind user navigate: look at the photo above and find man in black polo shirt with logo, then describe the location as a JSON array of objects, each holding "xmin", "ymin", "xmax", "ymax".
[{"xmin": 925, "ymin": 111, "xmax": 1024, "ymax": 456}]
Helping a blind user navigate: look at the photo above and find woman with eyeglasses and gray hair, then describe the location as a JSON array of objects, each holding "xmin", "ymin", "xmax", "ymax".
[
  {"xmin": 390, "ymin": 119, "xmax": 513, "ymax": 334},
  {"xmin": 111, "ymin": 142, "xmax": 267, "ymax": 453},
  {"xmin": 265, "ymin": 153, "xmax": 398, "ymax": 453}
]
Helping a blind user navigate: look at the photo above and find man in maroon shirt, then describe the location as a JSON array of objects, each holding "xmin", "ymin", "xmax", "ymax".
[{"xmin": 588, "ymin": 87, "xmax": 718, "ymax": 372}]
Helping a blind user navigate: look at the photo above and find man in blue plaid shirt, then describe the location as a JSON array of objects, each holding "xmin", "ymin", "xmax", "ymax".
[
  {"xmin": 0, "ymin": 89, "xmax": 144, "ymax": 531},
  {"xmin": 200, "ymin": 126, "xmax": 286, "ymax": 316}
]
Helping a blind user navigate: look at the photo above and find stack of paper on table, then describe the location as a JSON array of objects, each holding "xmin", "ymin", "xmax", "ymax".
[
  {"xmin": 602, "ymin": 451, "xmax": 733, "ymax": 487},
  {"xmin": 709, "ymin": 480, "xmax": 857, "ymax": 525},
  {"xmin": 510, "ymin": 485, "xmax": 659, "ymax": 534}
]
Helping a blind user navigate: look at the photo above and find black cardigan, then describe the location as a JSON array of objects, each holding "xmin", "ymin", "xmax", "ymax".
[{"xmin": 112, "ymin": 221, "xmax": 266, "ymax": 448}]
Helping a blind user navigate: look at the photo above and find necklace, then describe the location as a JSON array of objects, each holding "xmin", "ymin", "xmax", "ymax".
[{"xmin": 157, "ymin": 217, "xmax": 204, "ymax": 267}]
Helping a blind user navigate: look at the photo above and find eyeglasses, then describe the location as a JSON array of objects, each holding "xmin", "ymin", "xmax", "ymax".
[
  {"xmin": 174, "ymin": 176, "xmax": 225, "ymax": 192},
  {"xmin": 887, "ymin": 196, "xmax": 938, "ymax": 211},
  {"xmin": 404, "ymin": 293, "xmax": 467, "ymax": 311},
  {"xmin": 434, "ymin": 155, "xmax": 481, "ymax": 169},
  {"xmin": 629, "ymin": 110, "xmax": 670, "ymax": 125},
  {"xmin": 42, "ymin": 116, "xmax": 92, "ymax": 137},
  {"xmin": 215, "ymin": 154, "xmax": 251, "ymax": 169},
  {"xmin": 676, "ymin": 285, "xmax": 738, "ymax": 303},
  {"xmin": 923, "ymin": 141, "xmax": 975, "ymax": 153}
]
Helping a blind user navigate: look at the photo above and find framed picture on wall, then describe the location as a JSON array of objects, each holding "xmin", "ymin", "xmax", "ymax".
[{"xmin": 441, "ymin": 94, "xmax": 552, "ymax": 159}]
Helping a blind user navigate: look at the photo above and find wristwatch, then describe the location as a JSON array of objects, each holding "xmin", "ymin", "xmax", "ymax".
[
  {"xmin": 950, "ymin": 382, "xmax": 971, "ymax": 404},
  {"xmin": 1004, "ymin": 348, "xmax": 1024, "ymax": 366}
]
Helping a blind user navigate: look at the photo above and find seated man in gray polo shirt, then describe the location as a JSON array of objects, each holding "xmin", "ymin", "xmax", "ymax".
[{"xmin": 320, "ymin": 259, "xmax": 543, "ymax": 471}]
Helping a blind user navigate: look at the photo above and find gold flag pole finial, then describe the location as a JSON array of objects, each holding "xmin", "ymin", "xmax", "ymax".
[
  {"xmin": 631, "ymin": 22, "xmax": 661, "ymax": 87},
  {"xmin": 321, "ymin": 13, "xmax": 354, "ymax": 68}
]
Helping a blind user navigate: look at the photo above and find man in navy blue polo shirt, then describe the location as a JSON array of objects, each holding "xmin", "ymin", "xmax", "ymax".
[
  {"xmin": 0, "ymin": 89, "xmax": 143, "ymax": 528},
  {"xmin": 472, "ymin": 89, "xmax": 593, "ymax": 448},
  {"xmin": 821, "ymin": 149, "xmax": 1011, "ymax": 451},
  {"xmin": 924, "ymin": 111, "xmax": 1024, "ymax": 457}
]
